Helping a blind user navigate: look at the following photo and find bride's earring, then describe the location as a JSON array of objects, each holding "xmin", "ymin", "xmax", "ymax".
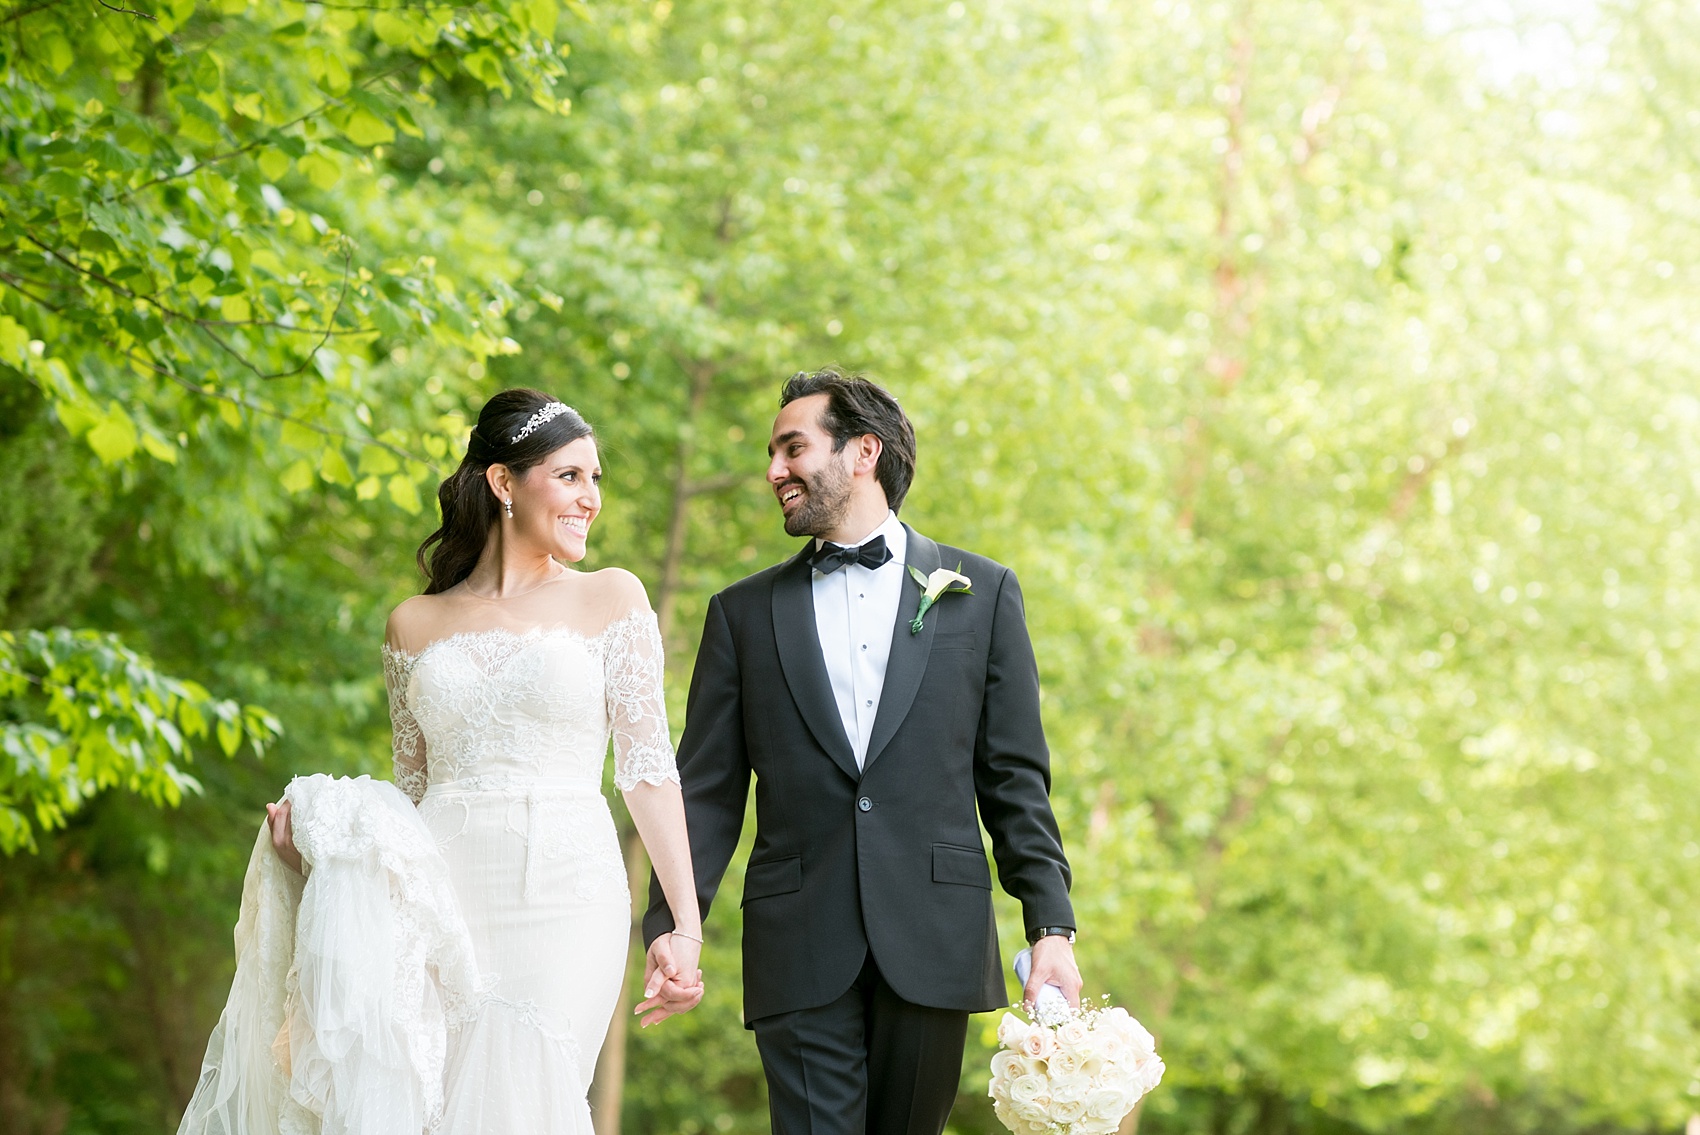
[{"xmin": 504, "ymin": 498, "xmax": 514, "ymax": 518}]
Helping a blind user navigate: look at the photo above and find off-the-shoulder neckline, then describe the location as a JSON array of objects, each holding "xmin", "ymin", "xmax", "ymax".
[{"xmin": 382, "ymin": 608, "xmax": 657, "ymax": 668}]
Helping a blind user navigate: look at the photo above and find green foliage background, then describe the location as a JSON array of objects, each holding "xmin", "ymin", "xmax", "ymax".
[{"xmin": 2, "ymin": 0, "xmax": 1698, "ymax": 1133}]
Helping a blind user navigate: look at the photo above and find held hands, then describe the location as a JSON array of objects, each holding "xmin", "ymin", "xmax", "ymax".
[
  {"xmin": 633, "ymin": 931, "xmax": 705, "ymax": 1028},
  {"xmin": 1024, "ymin": 933, "xmax": 1084, "ymax": 1010},
  {"xmin": 264, "ymin": 799, "xmax": 304, "ymax": 875}
]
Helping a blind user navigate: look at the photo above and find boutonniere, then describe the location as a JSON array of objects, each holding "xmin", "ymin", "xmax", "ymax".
[{"xmin": 907, "ymin": 564, "xmax": 972, "ymax": 634}]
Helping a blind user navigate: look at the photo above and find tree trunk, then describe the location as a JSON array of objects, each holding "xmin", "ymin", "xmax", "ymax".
[
  {"xmin": 587, "ymin": 357, "xmax": 719, "ymax": 1135},
  {"xmin": 588, "ymin": 825, "xmax": 650, "ymax": 1135}
]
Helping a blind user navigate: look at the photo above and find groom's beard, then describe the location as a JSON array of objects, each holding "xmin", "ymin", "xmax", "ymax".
[{"xmin": 782, "ymin": 459, "xmax": 852, "ymax": 538}]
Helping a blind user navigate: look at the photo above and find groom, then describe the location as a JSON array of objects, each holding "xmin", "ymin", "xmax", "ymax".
[{"xmin": 642, "ymin": 369, "xmax": 1081, "ymax": 1135}]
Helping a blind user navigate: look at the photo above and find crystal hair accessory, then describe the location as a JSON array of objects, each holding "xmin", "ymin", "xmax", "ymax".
[{"xmin": 509, "ymin": 402, "xmax": 574, "ymax": 445}]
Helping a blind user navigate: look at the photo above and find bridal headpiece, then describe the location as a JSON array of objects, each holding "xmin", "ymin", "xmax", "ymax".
[{"xmin": 510, "ymin": 401, "xmax": 574, "ymax": 444}]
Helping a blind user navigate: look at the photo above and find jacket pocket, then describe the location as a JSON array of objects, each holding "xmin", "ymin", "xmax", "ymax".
[
  {"xmin": 932, "ymin": 630, "xmax": 977, "ymax": 653},
  {"xmin": 932, "ymin": 842, "xmax": 992, "ymax": 889},
  {"xmin": 741, "ymin": 855, "xmax": 803, "ymax": 905}
]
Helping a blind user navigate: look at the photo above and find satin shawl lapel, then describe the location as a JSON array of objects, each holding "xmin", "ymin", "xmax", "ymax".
[
  {"xmin": 862, "ymin": 526, "xmax": 942, "ymax": 772},
  {"xmin": 771, "ymin": 546, "xmax": 861, "ymax": 782}
]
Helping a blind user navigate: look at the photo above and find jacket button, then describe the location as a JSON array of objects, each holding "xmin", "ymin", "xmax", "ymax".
[{"xmin": 857, "ymin": 797, "xmax": 872, "ymax": 812}]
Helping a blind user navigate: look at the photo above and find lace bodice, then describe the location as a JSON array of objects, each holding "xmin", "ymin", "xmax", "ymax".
[{"xmin": 383, "ymin": 609, "xmax": 679, "ymax": 803}]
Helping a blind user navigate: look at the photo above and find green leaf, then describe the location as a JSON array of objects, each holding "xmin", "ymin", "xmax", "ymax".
[
  {"xmin": 372, "ymin": 10, "xmax": 416, "ymax": 46},
  {"xmin": 257, "ymin": 148, "xmax": 292, "ymax": 182},
  {"xmin": 86, "ymin": 405, "xmax": 139, "ymax": 464},
  {"xmin": 386, "ymin": 473, "xmax": 422, "ymax": 513},
  {"xmin": 297, "ymin": 152, "xmax": 341, "ymax": 190},
  {"xmin": 341, "ymin": 108, "xmax": 396, "ymax": 148},
  {"xmin": 358, "ymin": 445, "xmax": 400, "ymax": 476},
  {"xmin": 215, "ymin": 715, "xmax": 242, "ymax": 757},
  {"xmin": 0, "ymin": 317, "xmax": 28, "ymax": 364},
  {"xmin": 139, "ymin": 432, "xmax": 180, "ymax": 464},
  {"xmin": 529, "ymin": 0, "xmax": 559, "ymax": 39},
  {"xmin": 279, "ymin": 458, "xmax": 315, "ymax": 494},
  {"xmin": 40, "ymin": 34, "xmax": 73, "ymax": 76},
  {"xmin": 307, "ymin": 47, "xmax": 352, "ymax": 95},
  {"xmin": 319, "ymin": 447, "xmax": 354, "ymax": 485},
  {"xmin": 280, "ymin": 420, "xmax": 321, "ymax": 451},
  {"xmin": 220, "ymin": 294, "xmax": 251, "ymax": 323},
  {"xmin": 463, "ymin": 49, "xmax": 510, "ymax": 94},
  {"xmin": 394, "ymin": 104, "xmax": 424, "ymax": 139}
]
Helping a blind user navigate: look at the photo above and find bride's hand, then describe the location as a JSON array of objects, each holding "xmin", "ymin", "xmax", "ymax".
[
  {"xmin": 265, "ymin": 799, "xmax": 304, "ymax": 874},
  {"xmin": 665, "ymin": 930, "xmax": 702, "ymax": 984},
  {"xmin": 634, "ymin": 933, "xmax": 704, "ymax": 1027}
]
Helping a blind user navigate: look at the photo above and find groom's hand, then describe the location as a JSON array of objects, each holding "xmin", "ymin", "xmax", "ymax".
[
  {"xmin": 635, "ymin": 934, "xmax": 704, "ymax": 1027},
  {"xmin": 1025, "ymin": 934, "xmax": 1084, "ymax": 1009}
]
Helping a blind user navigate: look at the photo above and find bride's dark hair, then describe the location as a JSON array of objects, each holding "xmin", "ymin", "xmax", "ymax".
[{"xmin": 416, "ymin": 388, "xmax": 593, "ymax": 594}]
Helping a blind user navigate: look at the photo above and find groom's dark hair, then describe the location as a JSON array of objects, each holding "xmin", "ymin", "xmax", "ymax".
[{"xmin": 781, "ymin": 367, "xmax": 918, "ymax": 512}]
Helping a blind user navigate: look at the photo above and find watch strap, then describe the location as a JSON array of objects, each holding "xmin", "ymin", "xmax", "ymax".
[{"xmin": 1027, "ymin": 925, "xmax": 1076, "ymax": 944}]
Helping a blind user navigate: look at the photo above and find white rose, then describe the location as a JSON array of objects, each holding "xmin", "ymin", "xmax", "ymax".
[
  {"xmin": 1137, "ymin": 1055, "xmax": 1167, "ymax": 1093},
  {"xmin": 998, "ymin": 1011, "xmax": 1034, "ymax": 1049},
  {"xmin": 1112, "ymin": 1066, "xmax": 1145, "ymax": 1098},
  {"xmin": 1086, "ymin": 1085, "xmax": 1133, "ymax": 1121},
  {"xmin": 1019, "ymin": 1027, "xmax": 1058, "ymax": 1061},
  {"xmin": 986, "ymin": 1046, "xmax": 1020, "ymax": 1087},
  {"xmin": 1122, "ymin": 1019, "xmax": 1157, "ymax": 1057},
  {"xmin": 1056, "ymin": 1018, "xmax": 1091, "ymax": 1048},
  {"xmin": 1009, "ymin": 1073, "xmax": 1048, "ymax": 1107},
  {"xmin": 1051, "ymin": 1096, "xmax": 1088, "ymax": 1124},
  {"xmin": 1050, "ymin": 1071, "xmax": 1092, "ymax": 1105},
  {"xmin": 1049, "ymin": 1049, "xmax": 1083, "ymax": 1077}
]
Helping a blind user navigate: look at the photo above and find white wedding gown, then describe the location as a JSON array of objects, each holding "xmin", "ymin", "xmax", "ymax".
[
  {"xmin": 385, "ymin": 602, "xmax": 679, "ymax": 1131},
  {"xmin": 178, "ymin": 588, "xmax": 679, "ymax": 1135}
]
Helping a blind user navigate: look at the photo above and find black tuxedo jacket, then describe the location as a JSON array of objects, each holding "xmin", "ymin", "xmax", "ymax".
[{"xmin": 644, "ymin": 524, "xmax": 1074, "ymax": 1023}]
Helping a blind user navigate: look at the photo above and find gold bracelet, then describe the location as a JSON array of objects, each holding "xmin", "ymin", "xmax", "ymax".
[{"xmin": 670, "ymin": 929, "xmax": 703, "ymax": 944}]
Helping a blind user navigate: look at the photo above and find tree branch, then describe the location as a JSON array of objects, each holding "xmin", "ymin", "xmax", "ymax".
[
  {"xmin": 118, "ymin": 344, "xmax": 433, "ymax": 468},
  {"xmin": 0, "ymin": 0, "xmax": 63, "ymax": 25},
  {"xmin": 95, "ymin": 0, "xmax": 156, "ymax": 19},
  {"xmin": 23, "ymin": 233, "xmax": 367, "ymax": 379},
  {"xmin": 191, "ymin": 250, "xmax": 357, "ymax": 381},
  {"xmin": 118, "ymin": 62, "xmax": 419, "ymax": 199}
]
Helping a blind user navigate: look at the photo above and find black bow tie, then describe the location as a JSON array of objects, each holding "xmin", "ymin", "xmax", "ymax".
[{"xmin": 809, "ymin": 535, "xmax": 893, "ymax": 575}]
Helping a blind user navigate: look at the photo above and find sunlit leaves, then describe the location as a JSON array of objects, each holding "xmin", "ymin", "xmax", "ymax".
[
  {"xmin": 0, "ymin": 629, "xmax": 280, "ymax": 854},
  {"xmin": 0, "ymin": 0, "xmax": 579, "ymax": 511}
]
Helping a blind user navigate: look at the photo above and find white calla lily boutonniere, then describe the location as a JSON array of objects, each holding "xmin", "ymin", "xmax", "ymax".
[{"xmin": 907, "ymin": 564, "xmax": 972, "ymax": 634}]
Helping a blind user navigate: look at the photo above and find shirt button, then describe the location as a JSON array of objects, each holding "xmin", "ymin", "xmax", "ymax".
[
  {"xmin": 864, "ymin": 699, "xmax": 873, "ymax": 707},
  {"xmin": 858, "ymin": 797, "xmax": 872, "ymax": 812},
  {"xmin": 861, "ymin": 644, "xmax": 868, "ymax": 651}
]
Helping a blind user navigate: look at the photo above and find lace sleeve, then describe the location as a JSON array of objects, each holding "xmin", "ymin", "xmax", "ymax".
[
  {"xmin": 603, "ymin": 609, "xmax": 680, "ymax": 792},
  {"xmin": 383, "ymin": 646, "xmax": 428, "ymax": 805}
]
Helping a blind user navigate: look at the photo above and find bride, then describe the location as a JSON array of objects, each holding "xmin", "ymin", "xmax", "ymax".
[{"xmin": 201, "ymin": 389, "xmax": 704, "ymax": 1132}]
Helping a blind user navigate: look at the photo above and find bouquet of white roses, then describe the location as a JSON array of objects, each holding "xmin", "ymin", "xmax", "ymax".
[{"xmin": 988, "ymin": 993, "xmax": 1164, "ymax": 1135}]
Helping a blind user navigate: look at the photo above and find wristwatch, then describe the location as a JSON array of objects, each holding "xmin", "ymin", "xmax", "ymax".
[{"xmin": 1027, "ymin": 926, "xmax": 1076, "ymax": 945}]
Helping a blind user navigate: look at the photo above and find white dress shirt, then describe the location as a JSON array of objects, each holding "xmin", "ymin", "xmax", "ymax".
[{"xmin": 812, "ymin": 511, "xmax": 907, "ymax": 770}]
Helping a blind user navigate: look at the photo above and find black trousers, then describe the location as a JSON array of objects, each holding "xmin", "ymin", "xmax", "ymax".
[{"xmin": 751, "ymin": 952, "xmax": 970, "ymax": 1135}]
